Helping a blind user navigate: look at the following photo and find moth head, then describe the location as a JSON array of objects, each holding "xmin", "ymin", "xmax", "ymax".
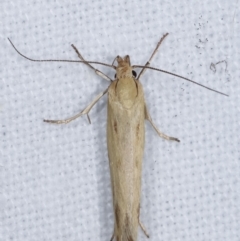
[{"xmin": 115, "ymin": 55, "xmax": 136, "ymax": 79}]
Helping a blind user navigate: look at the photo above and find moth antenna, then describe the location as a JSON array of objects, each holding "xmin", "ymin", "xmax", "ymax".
[
  {"xmin": 8, "ymin": 38, "xmax": 116, "ymax": 69},
  {"xmin": 133, "ymin": 65, "xmax": 228, "ymax": 97}
]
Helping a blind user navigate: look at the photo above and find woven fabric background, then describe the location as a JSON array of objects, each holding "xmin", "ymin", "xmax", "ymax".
[{"xmin": 1, "ymin": 1, "xmax": 239, "ymax": 241}]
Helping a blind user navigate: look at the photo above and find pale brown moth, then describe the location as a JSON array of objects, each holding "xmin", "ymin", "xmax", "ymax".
[{"xmin": 8, "ymin": 34, "xmax": 228, "ymax": 241}]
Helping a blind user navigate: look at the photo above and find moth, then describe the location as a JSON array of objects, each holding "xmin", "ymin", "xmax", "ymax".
[{"xmin": 8, "ymin": 34, "xmax": 227, "ymax": 241}]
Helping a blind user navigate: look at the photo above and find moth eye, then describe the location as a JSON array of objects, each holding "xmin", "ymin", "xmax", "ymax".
[
  {"xmin": 132, "ymin": 70, "xmax": 137, "ymax": 78},
  {"xmin": 114, "ymin": 73, "xmax": 117, "ymax": 79}
]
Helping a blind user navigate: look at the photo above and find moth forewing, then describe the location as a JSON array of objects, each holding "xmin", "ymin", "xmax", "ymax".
[{"xmin": 107, "ymin": 56, "xmax": 146, "ymax": 241}]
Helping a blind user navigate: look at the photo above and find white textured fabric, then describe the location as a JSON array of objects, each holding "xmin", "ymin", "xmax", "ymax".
[{"xmin": 1, "ymin": 1, "xmax": 239, "ymax": 241}]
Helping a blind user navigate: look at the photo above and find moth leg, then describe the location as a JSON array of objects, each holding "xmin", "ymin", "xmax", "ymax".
[
  {"xmin": 145, "ymin": 104, "xmax": 180, "ymax": 142},
  {"xmin": 139, "ymin": 220, "xmax": 150, "ymax": 238},
  {"xmin": 44, "ymin": 88, "xmax": 108, "ymax": 124},
  {"xmin": 109, "ymin": 232, "xmax": 114, "ymax": 241},
  {"xmin": 71, "ymin": 44, "xmax": 112, "ymax": 82},
  {"xmin": 137, "ymin": 33, "xmax": 169, "ymax": 80}
]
